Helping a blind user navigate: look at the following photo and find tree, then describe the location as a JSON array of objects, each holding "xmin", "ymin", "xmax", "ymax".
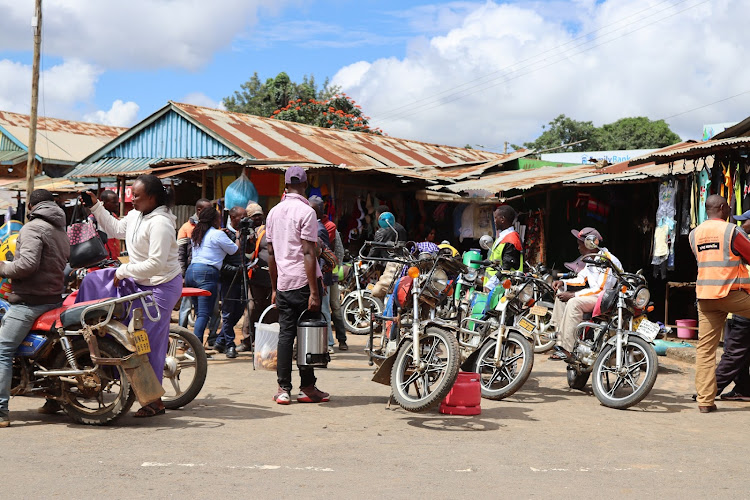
[
  {"xmin": 223, "ymin": 72, "xmax": 339, "ymax": 117},
  {"xmin": 519, "ymin": 114, "xmax": 597, "ymax": 152},
  {"xmin": 518, "ymin": 114, "xmax": 682, "ymax": 153},
  {"xmin": 271, "ymin": 93, "xmax": 382, "ymax": 135},
  {"xmin": 592, "ymin": 117, "xmax": 681, "ymax": 150}
]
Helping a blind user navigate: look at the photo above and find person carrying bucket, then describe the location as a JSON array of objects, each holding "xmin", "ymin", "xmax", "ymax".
[{"xmin": 266, "ymin": 166, "xmax": 330, "ymax": 405}]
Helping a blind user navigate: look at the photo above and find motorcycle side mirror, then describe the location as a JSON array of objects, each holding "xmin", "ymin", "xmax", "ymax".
[
  {"xmin": 584, "ymin": 234, "xmax": 600, "ymax": 251},
  {"xmin": 479, "ymin": 234, "xmax": 493, "ymax": 250}
]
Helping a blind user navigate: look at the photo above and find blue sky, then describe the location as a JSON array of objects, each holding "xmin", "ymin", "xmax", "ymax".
[{"xmin": 0, "ymin": 0, "xmax": 747, "ymax": 148}]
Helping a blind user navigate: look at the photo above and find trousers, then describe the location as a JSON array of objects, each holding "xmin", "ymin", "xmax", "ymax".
[
  {"xmin": 715, "ymin": 313, "xmax": 750, "ymax": 396},
  {"xmin": 550, "ymin": 295, "xmax": 599, "ymax": 352},
  {"xmin": 276, "ymin": 284, "xmax": 317, "ymax": 392},
  {"xmin": 329, "ymin": 282, "xmax": 347, "ymax": 344},
  {"xmin": 696, "ymin": 291, "xmax": 750, "ymax": 405}
]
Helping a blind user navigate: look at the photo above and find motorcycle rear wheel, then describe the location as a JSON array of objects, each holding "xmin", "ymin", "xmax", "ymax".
[
  {"xmin": 342, "ymin": 293, "xmax": 384, "ymax": 335},
  {"xmin": 474, "ymin": 331, "xmax": 534, "ymax": 400},
  {"xmin": 163, "ymin": 325, "xmax": 208, "ymax": 410},
  {"xmin": 54, "ymin": 337, "xmax": 136, "ymax": 425},
  {"xmin": 591, "ymin": 336, "xmax": 658, "ymax": 409},
  {"xmin": 391, "ymin": 327, "xmax": 460, "ymax": 412}
]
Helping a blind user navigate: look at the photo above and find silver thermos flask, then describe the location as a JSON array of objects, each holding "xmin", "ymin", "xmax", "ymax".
[{"xmin": 296, "ymin": 310, "xmax": 329, "ymax": 367}]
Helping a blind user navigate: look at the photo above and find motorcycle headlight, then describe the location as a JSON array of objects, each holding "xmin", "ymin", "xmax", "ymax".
[
  {"xmin": 428, "ymin": 268, "xmax": 450, "ymax": 295},
  {"xmin": 463, "ymin": 269, "xmax": 478, "ymax": 282},
  {"xmin": 633, "ymin": 286, "xmax": 650, "ymax": 309},
  {"xmin": 516, "ymin": 282, "xmax": 534, "ymax": 305}
]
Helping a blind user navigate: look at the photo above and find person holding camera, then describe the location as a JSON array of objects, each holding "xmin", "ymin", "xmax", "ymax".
[
  {"xmin": 185, "ymin": 206, "xmax": 238, "ymax": 344},
  {"xmin": 238, "ymin": 202, "xmax": 272, "ymax": 352}
]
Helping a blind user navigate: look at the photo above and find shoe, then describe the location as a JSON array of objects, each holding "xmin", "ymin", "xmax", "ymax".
[
  {"xmin": 298, "ymin": 385, "xmax": 330, "ymax": 403},
  {"xmin": 549, "ymin": 347, "xmax": 571, "ymax": 361},
  {"xmin": 236, "ymin": 340, "xmax": 253, "ymax": 353},
  {"xmin": 0, "ymin": 418, "xmax": 8, "ymax": 428},
  {"xmin": 338, "ymin": 342, "xmax": 349, "ymax": 351},
  {"xmin": 699, "ymin": 404, "xmax": 718, "ymax": 413},
  {"xmin": 225, "ymin": 345, "xmax": 237, "ymax": 359},
  {"xmin": 213, "ymin": 343, "xmax": 226, "ymax": 354},
  {"xmin": 273, "ymin": 387, "xmax": 291, "ymax": 405},
  {"xmin": 720, "ymin": 391, "xmax": 750, "ymax": 401},
  {"xmin": 327, "ymin": 346, "xmax": 334, "ymax": 354},
  {"xmin": 38, "ymin": 400, "xmax": 62, "ymax": 415}
]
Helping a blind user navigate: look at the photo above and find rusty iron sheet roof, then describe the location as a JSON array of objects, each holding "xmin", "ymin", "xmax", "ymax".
[
  {"xmin": 434, "ymin": 164, "xmax": 597, "ymax": 194},
  {"xmin": 170, "ymin": 102, "xmax": 509, "ymax": 171},
  {"xmin": 0, "ymin": 110, "xmax": 126, "ymax": 164},
  {"xmin": 0, "ymin": 174, "xmax": 84, "ymax": 192},
  {"xmin": 630, "ymin": 137, "xmax": 750, "ymax": 165}
]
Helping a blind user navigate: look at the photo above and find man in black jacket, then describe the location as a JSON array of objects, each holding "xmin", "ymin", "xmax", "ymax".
[
  {"xmin": 0, "ymin": 189, "xmax": 70, "ymax": 427},
  {"xmin": 368, "ymin": 205, "xmax": 407, "ymax": 258}
]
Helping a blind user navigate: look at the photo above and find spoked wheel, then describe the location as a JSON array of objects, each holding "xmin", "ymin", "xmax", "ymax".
[
  {"xmin": 163, "ymin": 325, "xmax": 208, "ymax": 410},
  {"xmin": 54, "ymin": 337, "xmax": 135, "ymax": 425},
  {"xmin": 390, "ymin": 327, "xmax": 460, "ymax": 412},
  {"xmin": 342, "ymin": 293, "xmax": 384, "ymax": 335},
  {"xmin": 474, "ymin": 331, "xmax": 534, "ymax": 400},
  {"xmin": 532, "ymin": 320, "xmax": 556, "ymax": 353},
  {"xmin": 592, "ymin": 336, "xmax": 658, "ymax": 409}
]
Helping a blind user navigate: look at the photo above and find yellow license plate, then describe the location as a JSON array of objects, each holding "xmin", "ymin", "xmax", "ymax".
[
  {"xmin": 133, "ymin": 330, "xmax": 151, "ymax": 355},
  {"xmin": 517, "ymin": 317, "xmax": 535, "ymax": 333},
  {"xmin": 529, "ymin": 305, "xmax": 548, "ymax": 316}
]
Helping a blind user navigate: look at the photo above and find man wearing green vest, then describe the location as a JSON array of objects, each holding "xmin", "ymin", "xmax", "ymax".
[{"xmin": 485, "ymin": 205, "xmax": 523, "ymax": 289}]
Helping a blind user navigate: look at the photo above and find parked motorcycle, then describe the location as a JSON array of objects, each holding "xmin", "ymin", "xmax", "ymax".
[
  {"xmin": 563, "ymin": 235, "xmax": 659, "ymax": 409},
  {"xmin": 10, "ymin": 291, "xmax": 165, "ymax": 425},
  {"xmin": 340, "ymin": 255, "xmax": 384, "ymax": 335},
  {"xmin": 365, "ymin": 241, "xmax": 465, "ymax": 412}
]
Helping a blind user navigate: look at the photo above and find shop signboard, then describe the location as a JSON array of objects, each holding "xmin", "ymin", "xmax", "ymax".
[{"xmin": 540, "ymin": 149, "xmax": 656, "ymax": 165}]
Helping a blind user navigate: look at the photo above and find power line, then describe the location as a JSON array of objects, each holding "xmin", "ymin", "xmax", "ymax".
[
  {"xmin": 373, "ymin": 0, "xmax": 709, "ymax": 124},
  {"xmin": 660, "ymin": 90, "xmax": 750, "ymax": 120}
]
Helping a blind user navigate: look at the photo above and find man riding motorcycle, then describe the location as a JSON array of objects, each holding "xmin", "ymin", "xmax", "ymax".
[
  {"xmin": 0, "ymin": 189, "xmax": 70, "ymax": 427},
  {"xmin": 485, "ymin": 205, "xmax": 523, "ymax": 289},
  {"xmin": 548, "ymin": 227, "xmax": 621, "ymax": 361}
]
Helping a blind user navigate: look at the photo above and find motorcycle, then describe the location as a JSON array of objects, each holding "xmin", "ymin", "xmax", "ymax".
[
  {"xmin": 10, "ymin": 291, "xmax": 165, "ymax": 425},
  {"xmin": 339, "ymin": 255, "xmax": 384, "ymax": 335},
  {"xmin": 365, "ymin": 241, "xmax": 465, "ymax": 412},
  {"xmin": 563, "ymin": 235, "xmax": 659, "ymax": 409}
]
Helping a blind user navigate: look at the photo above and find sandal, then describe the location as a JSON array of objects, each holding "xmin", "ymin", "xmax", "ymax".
[
  {"xmin": 548, "ymin": 352, "xmax": 567, "ymax": 361},
  {"xmin": 134, "ymin": 401, "xmax": 166, "ymax": 418}
]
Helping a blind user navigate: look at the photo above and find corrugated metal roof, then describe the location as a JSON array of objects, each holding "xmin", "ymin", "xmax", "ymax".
[
  {"xmin": 0, "ymin": 175, "xmax": 84, "ymax": 192},
  {"xmin": 0, "ymin": 110, "xmax": 126, "ymax": 163},
  {"xmin": 0, "ymin": 150, "xmax": 26, "ymax": 165},
  {"xmin": 631, "ymin": 137, "xmax": 750, "ymax": 165},
  {"xmin": 68, "ymin": 156, "xmax": 245, "ymax": 178}
]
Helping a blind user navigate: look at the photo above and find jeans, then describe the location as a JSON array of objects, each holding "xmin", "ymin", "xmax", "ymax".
[
  {"xmin": 215, "ymin": 282, "xmax": 245, "ymax": 348},
  {"xmin": 178, "ymin": 296, "xmax": 191, "ymax": 327},
  {"xmin": 329, "ymin": 282, "xmax": 347, "ymax": 343},
  {"xmin": 242, "ymin": 285, "xmax": 273, "ymax": 343},
  {"xmin": 322, "ymin": 288, "xmax": 333, "ymax": 347},
  {"xmin": 277, "ymin": 284, "xmax": 317, "ymax": 392},
  {"xmin": 180, "ymin": 296, "xmax": 221, "ymax": 337},
  {"xmin": 185, "ymin": 263, "xmax": 220, "ymax": 343},
  {"xmin": 0, "ymin": 302, "xmax": 60, "ymax": 417}
]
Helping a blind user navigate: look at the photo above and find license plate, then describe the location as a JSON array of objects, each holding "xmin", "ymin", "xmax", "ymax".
[
  {"xmin": 529, "ymin": 304, "xmax": 548, "ymax": 316},
  {"xmin": 133, "ymin": 329, "xmax": 151, "ymax": 355},
  {"xmin": 517, "ymin": 317, "xmax": 535, "ymax": 334},
  {"xmin": 635, "ymin": 319, "xmax": 660, "ymax": 341}
]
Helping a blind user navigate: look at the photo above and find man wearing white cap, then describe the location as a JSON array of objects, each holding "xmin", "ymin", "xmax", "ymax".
[{"xmin": 548, "ymin": 227, "xmax": 621, "ymax": 361}]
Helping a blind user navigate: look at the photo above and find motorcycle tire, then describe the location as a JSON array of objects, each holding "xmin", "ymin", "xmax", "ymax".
[
  {"xmin": 390, "ymin": 326, "xmax": 460, "ymax": 412},
  {"xmin": 342, "ymin": 293, "xmax": 384, "ymax": 335},
  {"xmin": 474, "ymin": 331, "xmax": 534, "ymax": 400},
  {"xmin": 566, "ymin": 366, "xmax": 591, "ymax": 390},
  {"xmin": 591, "ymin": 336, "xmax": 658, "ymax": 410},
  {"xmin": 163, "ymin": 325, "xmax": 208, "ymax": 410},
  {"xmin": 54, "ymin": 337, "xmax": 136, "ymax": 425}
]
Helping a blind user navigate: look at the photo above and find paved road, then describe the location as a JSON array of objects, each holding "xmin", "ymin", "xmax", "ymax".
[{"xmin": 3, "ymin": 334, "xmax": 746, "ymax": 499}]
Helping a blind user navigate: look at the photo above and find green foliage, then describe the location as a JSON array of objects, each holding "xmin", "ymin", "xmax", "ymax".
[
  {"xmin": 520, "ymin": 114, "xmax": 681, "ymax": 153},
  {"xmin": 223, "ymin": 72, "xmax": 381, "ymax": 134}
]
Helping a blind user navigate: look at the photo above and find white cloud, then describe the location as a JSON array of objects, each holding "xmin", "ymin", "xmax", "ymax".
[
  {"xmin": 0, "ymin": 0, "xmax": 288, "ymax": 70},
  {"xmin": 334, "ymin": 0, "xmax": 749, "ymax": 148},
  {"xmin": 83, "ymin": 100, "xmax": 139, "ymax": 127},
  {"xmin": 180, "ymin": 92, "xmax": 226, "ymax": 111},
  {"xmin": 0, "ymin": 58, "xmax": 102, "ymax": 118}
]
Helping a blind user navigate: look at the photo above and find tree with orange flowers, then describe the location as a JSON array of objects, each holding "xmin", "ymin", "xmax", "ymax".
[{"xmin": 271, "ymin": 93, "xmax": 382, "ymax": 135}]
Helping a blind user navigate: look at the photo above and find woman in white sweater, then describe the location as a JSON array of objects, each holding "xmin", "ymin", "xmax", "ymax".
[{"xmin": 79, "ymin": 174, "xmax": 183, "ymax": 418}]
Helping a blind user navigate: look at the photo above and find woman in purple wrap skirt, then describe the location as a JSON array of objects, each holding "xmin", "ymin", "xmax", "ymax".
[{"xmin": 78, "ymin": 175, "xmax": 183, "ymax": 418}]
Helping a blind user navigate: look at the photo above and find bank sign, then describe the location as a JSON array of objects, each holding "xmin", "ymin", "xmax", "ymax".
[{"xmin": 540, "ymin": 149, "xmax": 656, "ymax": 165}]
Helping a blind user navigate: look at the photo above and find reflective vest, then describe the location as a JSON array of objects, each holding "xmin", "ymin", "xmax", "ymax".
[
  {"xmin": 485, "ymin": 230, "xmax": 523, "ymax": 285},
  {"xmin": 247, "ymin": 227, "xmax": 266, "ymax": 280},
  {"xmin": 689, "ymin": 219, "xmax": 750, "ymax": 299}
]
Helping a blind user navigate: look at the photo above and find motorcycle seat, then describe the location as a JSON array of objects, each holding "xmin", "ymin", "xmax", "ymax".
[{"xmin": 32, "ymin": 299, "xmax": 111, "ymax": 331}]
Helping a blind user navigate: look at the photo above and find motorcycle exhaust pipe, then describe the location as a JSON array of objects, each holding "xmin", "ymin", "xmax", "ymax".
[{"xmin": 34, "ymin": 367, "xmax": 98, "ymax": 377}]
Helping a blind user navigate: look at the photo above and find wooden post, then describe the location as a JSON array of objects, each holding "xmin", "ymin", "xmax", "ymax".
[
  {"xmin": 201, "ymin": 170, "xmax": 207, "ymax": 199},
  {"xmin": 25, "ymin": 0, "xmax": 42, "ymax": 220},
  {"xmin": 119, "ymin": 177, "xmax": 125, "ymax": 217},
  {"xmin": 97, "ymin": 177, "xmax": 101, "ymax": 196}
]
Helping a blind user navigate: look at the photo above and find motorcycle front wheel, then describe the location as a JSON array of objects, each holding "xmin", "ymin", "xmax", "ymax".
[
  {"xmin": 342, "ymin": 293, "xmax": 384, "ymax": 335},
  {"xmin": 591, "ymin": 336, "xmax": 658, "ymax": 409},
  {"xmin": 163, "ymin": 325, "xmax": 208, "ymax": 410},
  {"xmin": 391, "ymin": 327, "xmax": 460, "ymax": 412},
  {"xmin": 474, "ymin": 331, "xmax": 534, "ymax": 400},
  {"xmin": 54, "ymin": 337, "xmax": 136, "ymax": 425}
]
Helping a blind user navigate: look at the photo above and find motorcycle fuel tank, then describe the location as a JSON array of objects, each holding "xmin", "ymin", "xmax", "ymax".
[{"xmin": 15, "ymin": 333, "xmax": 48, "ymax": 357}]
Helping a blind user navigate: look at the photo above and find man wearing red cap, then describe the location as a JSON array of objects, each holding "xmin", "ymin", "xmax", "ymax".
[{"xmin": 548, "ymin": 227, "xmax": 621, "ymax": 361}]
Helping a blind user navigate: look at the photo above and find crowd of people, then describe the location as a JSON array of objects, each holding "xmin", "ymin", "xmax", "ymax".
[{"xmin": 1, "ymin": 167, "xmax": 750, "ymax": 426}]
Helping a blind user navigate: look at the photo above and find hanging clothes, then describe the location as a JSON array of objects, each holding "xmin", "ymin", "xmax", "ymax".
[
  {"xmin": 652, "ymin": 181, "xmax": 677, "ymax": 279},
  {"xmin": 697, "ymin": 167, "xmax": 712, "ymax": 224},
  {"xmin": 680, "ymin": 177, "xmax": 692, "ymax": 235}
]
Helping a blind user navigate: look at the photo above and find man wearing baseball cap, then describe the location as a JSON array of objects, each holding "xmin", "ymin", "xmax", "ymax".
[
  {"xmin": 266, "ymin": 166, "xmax": 329, "ymax": 404},
  {"xmin": 548, "ymin": 227, "xmax": 621, "ymax": 361}
]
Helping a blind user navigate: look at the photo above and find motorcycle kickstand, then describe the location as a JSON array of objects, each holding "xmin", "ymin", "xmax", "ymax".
[{"xmin": 387, "ymin": 392, "xmax": 394, "ymax": 410}]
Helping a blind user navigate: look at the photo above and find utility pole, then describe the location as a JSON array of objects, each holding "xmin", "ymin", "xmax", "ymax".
[
  {"xmin": 25, "ymin": 0, "xmax": 42, "ymax": 220},
  {"xmin": 503, "ymin": 141, "xmax": 508, "ymax": 154}
]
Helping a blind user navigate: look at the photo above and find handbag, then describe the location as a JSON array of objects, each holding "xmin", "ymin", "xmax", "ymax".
[{"xmin": 67, "ymin": 200, "xmax": 108, "ymax": 268}]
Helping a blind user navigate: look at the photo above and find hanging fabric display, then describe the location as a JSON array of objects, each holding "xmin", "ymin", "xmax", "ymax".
[{"xmin": 652, "ymin": 180, "xmax": 677, "ymax": 278}]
